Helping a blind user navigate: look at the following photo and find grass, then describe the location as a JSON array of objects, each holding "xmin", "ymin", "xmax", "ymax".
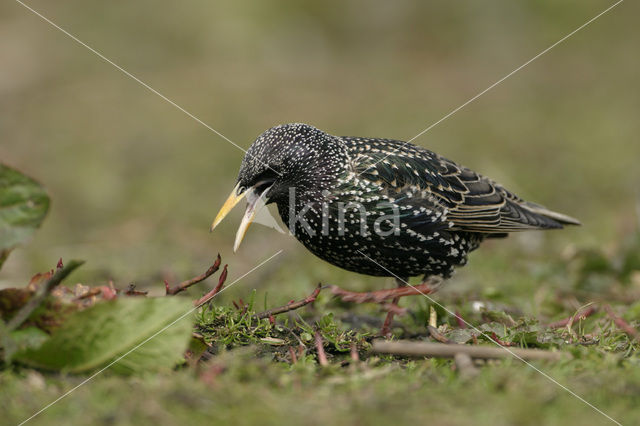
[{"xmin": 3, "ymin": 234, "xmax": 640, "ymax": 425}]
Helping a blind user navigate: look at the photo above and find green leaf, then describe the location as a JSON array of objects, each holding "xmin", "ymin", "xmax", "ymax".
[
  {"xmin": 446, "ymin": 328, "xmax": 474, "ymax": 344},
  {"xmin": 4, "ymin": 327, "xmax": 50, "ymax": 361},
  {"xmin": 0, "ymin": 164, "xmax": 50, "ymax": 270},
  {"xmin": 14, "ymin": 297, "xmax": 193, "ymax": 374}
]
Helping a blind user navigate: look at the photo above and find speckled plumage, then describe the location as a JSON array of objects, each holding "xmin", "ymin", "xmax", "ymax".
[{"xmin": 235, "ymin": 123, "xmax": 579, "ymax": 281}]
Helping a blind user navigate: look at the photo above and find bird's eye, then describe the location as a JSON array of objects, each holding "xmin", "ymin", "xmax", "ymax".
[
  {"xmin": 254, "ymin": 179, "xmax": 275, "ymax": 194},
  {"xmin": 250, "ymin": 169, "xmax": 279, "ymax": 192}
]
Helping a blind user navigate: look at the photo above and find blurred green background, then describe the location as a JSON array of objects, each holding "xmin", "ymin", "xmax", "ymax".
[{"xmin": 1, "ymin": 0, "xmax": 638, "ymax": 304}]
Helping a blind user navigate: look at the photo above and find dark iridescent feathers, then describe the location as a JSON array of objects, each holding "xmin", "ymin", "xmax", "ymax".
[
  {"xmin": 235, "ymin": 123, "xmax": 579, "ymax": 279},
  {"xmin": 347, "ymin": 136, "xmax": 580, "ymax": 234},
  {"xmin": 237, "ymin": 123, "xmax": 349, "ymax": 203}
]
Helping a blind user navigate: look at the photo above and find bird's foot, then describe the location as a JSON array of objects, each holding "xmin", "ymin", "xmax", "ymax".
[
  {"xmin": 330, "ymin": 281, "xmax": 438, "ymax": 304},
  {"xmin": 330, "ymin": 280, "xmax": 439, "ymax": 338}
]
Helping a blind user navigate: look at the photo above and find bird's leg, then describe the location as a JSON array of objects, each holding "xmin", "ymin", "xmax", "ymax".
[
  {"xmin": 330, "ymin": 278, "xmax": 439, "ymax": 304},
  {"xmin": 331, "ymin": 277, "xmax": 441, "ymax": 338},
  {"xmin": 380, "ymin": 278, "xmax": 406, "ymax": 337}
]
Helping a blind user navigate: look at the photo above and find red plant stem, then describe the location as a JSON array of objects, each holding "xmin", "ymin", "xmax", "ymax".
[
  {"xmin": 193, "ymin": 264, "xmax": 228, "ymax": 307},
  {"xmin": 166, "ymin": 255, "xmax": 222, "ymax": 295},
  {"xmin": 256, "ymin": 284, "xmax": 322, "ymax": 319},
  {"xmin": 315, "ymin": 331, "xmax": 329, "ymax": 366},
  {"xmin": 288, "ymin": 346, "xmax": 298, "ymax": 364},
  {"xmin": 455, "ymin": 311, "xmax": 467, "ymax": 329},
  {"xmin": 490, "ymin": 332, "xmax": 514, "ymax": 347},
  {"xmin": 547, "ymin": 306, "xmax": 597, "ymax": 329},
  {"xmin": 604, "ymin": 305, "xmax": 640, "ymax": 341}
]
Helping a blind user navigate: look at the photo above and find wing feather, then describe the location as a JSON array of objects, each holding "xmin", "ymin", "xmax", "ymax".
[{"xmin": 343, "ymin": 136, "xmax": 579, "ymax": 233}]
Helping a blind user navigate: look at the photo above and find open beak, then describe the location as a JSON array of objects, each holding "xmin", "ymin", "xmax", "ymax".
[
  {"xmin": 211, "ymin": 182, "xmax": 273, "ymax": 252},
  {"xmin": 211, "ymin": 182, "xmax": 246, "ymax": 232}
]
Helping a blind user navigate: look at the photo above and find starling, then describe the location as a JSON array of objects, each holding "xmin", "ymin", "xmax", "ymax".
[{"xmin": 212, "ymin": 123, "xmax": 579, "ymax": 286}]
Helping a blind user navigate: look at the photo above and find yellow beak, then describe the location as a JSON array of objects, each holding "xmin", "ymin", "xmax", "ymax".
[
  {"xmin": 210, "ymin": 183, "xmax": 246, "ymax": 232},
  {"xmin": 211, "ymin": 182, "xmax": 272, "ymax": 252}
]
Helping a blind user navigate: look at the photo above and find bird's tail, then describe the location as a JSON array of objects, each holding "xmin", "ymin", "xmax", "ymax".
[{"xmin": 520, "ymin": 201, "xmax": 581, "ymax": 227}]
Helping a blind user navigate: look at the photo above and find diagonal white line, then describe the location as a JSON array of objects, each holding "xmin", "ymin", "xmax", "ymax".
[
  {"xmin": 406, "ymin": 0, "xmax": 623, "ymax": 144},
  {"xmin": 13, "ymin": 0, "xmax": 282, "ymax": 177},
  {"xmin": 359, "ymin": 0, "xmax": 624, "ymax": 176},
  {"xmin": 17, "ymin": 250, "xmax": 284, "ymax": 426},
  {"xmin": 356, "ymin": 249, "xmax": 622, "ymax": 426}
]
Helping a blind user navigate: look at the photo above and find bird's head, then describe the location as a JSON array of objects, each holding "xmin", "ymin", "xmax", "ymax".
[{"xmin": 211, "ymin": 123, "xmax": 348, "ymax": 251}]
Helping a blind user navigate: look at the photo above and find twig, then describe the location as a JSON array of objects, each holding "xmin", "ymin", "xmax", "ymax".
[
  {"xmin": 427, "ymin": 325, "xmax": 452, "ymax": 344},
  {"xmin": 547, "ymin": 305, "xmax": 597, "ymax": 329},
  {"xmin": 372, "ymin": 340, "xmax": 569, "ymax": 361},
  {"xmin": 6, "ymin": 260, "xmax": 84, "ymax": 331},
  {"xmin": 193, "ymin": 264, "xmax": 228, "ymax": 307},
  {"xmin": 604, "ymin": 304, "xmax": 639, "ymax": 341},
  {"xmin": 166, "ymin": 254, "xmax": 221, "ymax": 295},
  {"xmin": 255, "ymin": 284, "xmax": 323, "ymax": 319},
  {"xmin": 315, "ymin": 331, "xmax": 329, "ymax": 366}
]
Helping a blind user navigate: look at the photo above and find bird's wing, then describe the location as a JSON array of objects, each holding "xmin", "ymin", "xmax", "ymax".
[{"xmin": 343, "ymin": 137, "xmax": 579, "ymax": 233}]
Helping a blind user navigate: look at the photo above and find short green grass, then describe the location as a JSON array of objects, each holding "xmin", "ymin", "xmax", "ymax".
[{"xmin": 3, "ymin": 234, "xmax": 640, "ymax": 426}]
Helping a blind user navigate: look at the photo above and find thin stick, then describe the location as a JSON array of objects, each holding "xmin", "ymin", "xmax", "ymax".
[
  {"xmin": 255, "ymin": 284, "xmax": 322, "ymax": 319},
  {"xmin": 331, "ymin": 281, "xmax": 436, "ymax": 304},
  {"xmin": 373, "ymin": 340, "xmax": 569, "ymax": 361},
  {"xmin": 6, "ymin": 260, "xmax": 84, "ymax": 331},
  {"xmin": 604, "ymin": 305, "xmax": 639, "ymax": 341},
  {"xmin": 193, "ymin": 264, "xmax": 228, "ymax": 307},
  {"xmin": 166, "ymin": 255, "xmax": 221, "ymax": 295},
  {"xmin": 315, "ymin": 331, "xmax": 329, "ymax": 366}
]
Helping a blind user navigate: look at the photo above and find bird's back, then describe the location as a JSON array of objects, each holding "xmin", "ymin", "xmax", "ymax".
[
  {"xmin": 340, "ymin": 136, "xmax": 580, "ymax": 235},
  {"xmin": 267, "ymin": 126, "xmax": 579, "ymax": 279}
]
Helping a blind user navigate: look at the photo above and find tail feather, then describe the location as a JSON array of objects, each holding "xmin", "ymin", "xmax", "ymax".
[{"xmin": 520, "ymin": 201, "xmax": 581, "ymax": 226}]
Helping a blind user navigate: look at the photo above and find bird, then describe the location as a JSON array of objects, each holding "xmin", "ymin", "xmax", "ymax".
[{"xmin": 211, "ymin": 123, "xmax": 579, "ymax": 332}]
